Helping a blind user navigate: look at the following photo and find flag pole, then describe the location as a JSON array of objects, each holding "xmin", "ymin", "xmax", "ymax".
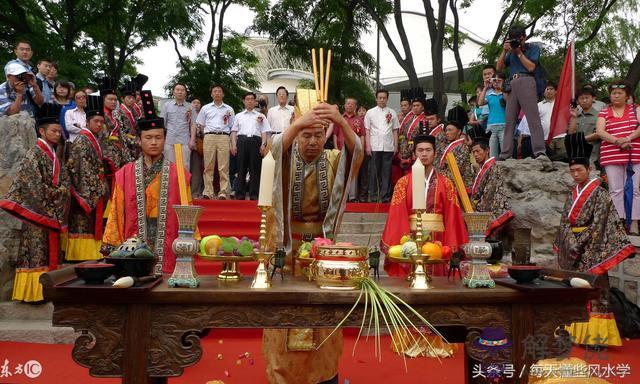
[{"xmin": 571, "ymin": 40, "xmax": 575, "ymax": 98}]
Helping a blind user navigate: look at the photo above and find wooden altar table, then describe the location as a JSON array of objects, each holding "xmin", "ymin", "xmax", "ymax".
[{"xmin": 41, "ymin": 267, "xmax": 598, "ymax": 384}]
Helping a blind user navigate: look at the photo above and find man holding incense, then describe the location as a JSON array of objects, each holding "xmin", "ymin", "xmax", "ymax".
[
  {"xmin": 263, "ymin": 84, "xmax": 363, "ymax": 382},
  {"xmin": 101, "ymin": 90, "xmax": 192, "ymax": 274}
]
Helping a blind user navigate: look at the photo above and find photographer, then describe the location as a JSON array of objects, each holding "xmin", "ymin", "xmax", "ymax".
[
  {"xmin": 0, "ymin": 63, "xmax": 44, "ymax": 118},
  {"xmin": 478, "ymin": 72, "xmax": 508, "ymax": 158},
  {"xmin": 496, "ymin": 26, "xmax": 546, "ymax": 161}
]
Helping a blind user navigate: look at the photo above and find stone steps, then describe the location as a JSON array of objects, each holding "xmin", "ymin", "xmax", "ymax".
[
  {"xmin": 0, "ymin": 320, "xmax": 77, "ymax": 344},
  {"xmin": 0, "ymin": 301, "xmax": 53, "ymax": 320}
]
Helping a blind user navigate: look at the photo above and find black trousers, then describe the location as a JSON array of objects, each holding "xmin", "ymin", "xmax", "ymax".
[
  {"xmin": 369, "ymin": 151, "xmax": 394, "ymax": 203},
  {"xmin": 235, "ymin": 135, "xmax": 262, "ymax": 200},
  {"xmin": 358, "ymin": 154, "xmax": 370, "ymax": 202}
]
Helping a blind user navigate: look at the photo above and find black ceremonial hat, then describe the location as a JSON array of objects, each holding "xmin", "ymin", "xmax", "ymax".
[
  {"xmin": 119, "ymin": 79, "xmax": 137, "ymax": 97},
  {"xmin": 99, "ymin": 76, "xmax": 118, "ymax": 97},
  {"xmin": 133, "ymin": 74, "xmax": 149, "ymax": 92},
  {"xmin": 565, "ymin": 132, "xmax": 593, "ymax": 167},
  {"xmin": 413, "ymin": 121, "xmax": 436, "ymax": 148},
  {"xmin": 424, "ymin": 98, "xmax": 438, "ymax": 116},
  {"xmin": 137, "ymin": 90, "xmax": 164, "ymax": 130},
  {"xmin": 446, "ymin": 105, "xmax": 470, "ymax": 129},
  {"xmin": 36, "ymin": 103, "xmax": 62, "ymax": 126},
  {"xmin": 469, "ymin": 126, "xmax": 491, "ymax": 147},
  {"xmin": 85, "ymin": 95, "xmax": 104, "ymax": 119}
]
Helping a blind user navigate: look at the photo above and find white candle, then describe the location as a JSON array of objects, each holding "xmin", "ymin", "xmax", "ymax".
[
  {"xmin": 258, "ymin": 151, "xmax": 276, "ymax": 206},
  {"xmin": 412, "ymin": 159, "xmax": 426, "ymax": 210}
]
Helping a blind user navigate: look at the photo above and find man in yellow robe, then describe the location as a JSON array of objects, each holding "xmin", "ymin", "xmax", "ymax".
[{"xmin": 263, "ymin": 101, "xmax": 363, "ymax": 384}]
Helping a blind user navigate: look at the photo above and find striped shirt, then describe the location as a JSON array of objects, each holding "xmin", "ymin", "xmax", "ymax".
[{"xmin": 599, "ymin": 104, "xmax": 640, "ymax": 166}]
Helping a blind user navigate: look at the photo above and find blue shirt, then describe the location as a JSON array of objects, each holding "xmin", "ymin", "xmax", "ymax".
[
  {"xmin": 0, "ymin": 81, "xmax": 38, "ymax": 117},
  {"xmin": 504, "ymin": 43, "xmax": 540, "ymax": 74},
  {"xmin": 486, "ymin": 93, "xmax": 506, "ymax": 126},
  {"xmin": 36, "ymin": 73, "xmax": 54, "ymax": 103}
]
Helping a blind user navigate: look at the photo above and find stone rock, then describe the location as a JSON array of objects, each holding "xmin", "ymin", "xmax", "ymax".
[
  {"xmin": 498, "ymin": 158, "xmax": 574, "ymax": 267},
  {"xmin": 0, "ymin": 113, "xmax": 36, "ymax": 301}
]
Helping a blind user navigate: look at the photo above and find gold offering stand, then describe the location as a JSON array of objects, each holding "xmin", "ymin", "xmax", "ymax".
[
  {"xmin": 387, "ymin": 209, "xmax": 447, "ymax": 290},
  {"xmin": 198, "ymin": 206, "xmax": 273, "ymax": 285}
]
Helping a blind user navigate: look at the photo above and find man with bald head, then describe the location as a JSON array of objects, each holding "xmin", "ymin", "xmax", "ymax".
[{"xmin": 264, "ymin": 101, "xmax": 363, "ymax": 384}]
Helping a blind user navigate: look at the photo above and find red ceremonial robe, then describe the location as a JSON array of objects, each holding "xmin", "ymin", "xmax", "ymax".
[
  {"xmin": 103, "ymin": 159, "xmax": 189, "ymax": 273},
  {"xmin": 381, "ymin": 172, "xmax": 469, "ymax": 277}
]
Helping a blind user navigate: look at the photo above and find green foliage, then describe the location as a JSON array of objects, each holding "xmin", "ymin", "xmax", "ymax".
[
  {"xmin": 166, "ymin": 32, "xmax": 259, "ymax": 111},
  {"xmin": 0, "ymin": 0, "xmax": 201, "ymax": 86},
  {"xmin": 254, "ymin": 0, "xmax": 376, "ymax": 107}
]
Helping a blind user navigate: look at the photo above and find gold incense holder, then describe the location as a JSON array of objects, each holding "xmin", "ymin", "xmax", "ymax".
[
  {"xmin": 251, "ymin": 206, "xmax": 272, "ymax": 289},
  {"xmin": 168, "ymin": 205, "xmax": 202, "ymax": 288},
  {"xmin": 310, "ymin": 245, "xmax": 369, "ymax": 290}
]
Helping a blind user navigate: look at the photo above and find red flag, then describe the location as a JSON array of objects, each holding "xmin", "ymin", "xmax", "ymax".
[{"xmin": 548, "ymin": 41, "xmax": 575, "ymax": 143}]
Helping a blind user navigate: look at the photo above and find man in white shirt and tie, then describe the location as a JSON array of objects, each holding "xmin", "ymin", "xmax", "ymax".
[
  {"xmin": 364, "ymin": 89, "xmax": 399, "ymax": 203},
  {"xmin": 267, "ymin": 86, "xmax": 294, "ymax": 135},
  {"xmin": 196, "ymin": 84, "xmax": 235, "ymax": 200},
  {"xmin": 231, "ymin": 91, "xmax": 271, "ymax": 200}
]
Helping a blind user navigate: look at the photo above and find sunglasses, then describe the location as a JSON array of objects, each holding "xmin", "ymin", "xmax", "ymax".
[
  {"xmin": 75, "ymin": 95, "xmax": 87, "ymax": 99},
  {"xmin": 610, "ymin": 84, "xmax": 627, "ymax": 89}
]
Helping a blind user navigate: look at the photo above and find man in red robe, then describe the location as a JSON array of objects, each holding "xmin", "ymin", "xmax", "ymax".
[
  {"xmin": 102, "ymin": 90, "xmax": 191, "ymax": 274},
  {"xmin": 381, "ymin": 131, "xmax": 469, "ymax": 277}
]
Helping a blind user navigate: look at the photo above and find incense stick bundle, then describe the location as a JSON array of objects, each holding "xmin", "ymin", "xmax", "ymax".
[{"xmin": 311, "ymin": 48, "xmax": 332, "ymax": 102}]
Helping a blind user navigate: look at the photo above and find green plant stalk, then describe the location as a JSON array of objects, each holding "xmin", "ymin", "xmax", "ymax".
[
  {"xmin": 315, "ymin": 288, "xmax": 363, "ymax": 350},
  {"xmin": 368, "ymin": 281, "xmax": 404, "ymax": 366},
  {"xmin": 369, "ymin": 281, "xmax": 422, "ymax": 350},
  {"xmin": 352, "ymin": 284, "xmax": 369, "ymax": 356},
  {"xmin": 384, "ymin": 289, "xmax": 448, "ymax": 341},
  {"xmin": 368, "ymin": 281, "xmax": 410, "ymax": 371},
  {"xmin": 371, "ymin": 282, "xmax": 444, "ymax": 362}
]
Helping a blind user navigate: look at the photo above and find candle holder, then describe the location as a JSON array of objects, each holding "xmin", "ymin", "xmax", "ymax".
[
  {"xmin": 168, "ymin": 205, "xmax": 202, "ymax": 288},
  {"xmin": 251, "ymin": 205, "xmax": 272, "ymax": 289},
  {"xmin": 462, "ymin": 212, "xmax": 495, "ymax": 289}
]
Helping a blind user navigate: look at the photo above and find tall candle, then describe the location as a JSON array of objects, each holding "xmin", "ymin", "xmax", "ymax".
[
  {"xmin": 411, "ymin": 159, "xmax": 426, "ymax": 210},
  {"xmin": 258, "ymin": 151, "xmax": 275, "ymax": 207}
]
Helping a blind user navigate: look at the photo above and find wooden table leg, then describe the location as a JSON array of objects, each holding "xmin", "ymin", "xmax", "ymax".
[
  {"xmin": 122, "ymin": 304, "xmax": 152, "ymax": 384},
  {"xmin": 512, "ymin": 303, "xmax": 534, "ymax": 384}
]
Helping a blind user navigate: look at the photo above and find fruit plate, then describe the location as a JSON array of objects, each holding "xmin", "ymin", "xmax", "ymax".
[
  {"xmin": 386, "ymin": 254, "xmax": 448, "ymax": 264},
  {"xmin": 197, "ymin": 253, "xmax": 256, "ymax": 262}
]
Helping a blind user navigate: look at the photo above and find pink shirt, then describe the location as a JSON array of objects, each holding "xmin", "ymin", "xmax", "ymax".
[
  {"xmin": 599, "ymin": 104, "xmax": 640, "ymax": 166},
  {"xmin": 333, "ymin": 113, "xmax": 365, "ymax": 150}
]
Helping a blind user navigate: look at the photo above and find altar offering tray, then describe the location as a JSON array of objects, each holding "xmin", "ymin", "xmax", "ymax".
[
  {"xmin": 198, "ymin": 253, "xmax": 257, "ymax": 262},
  {"xmin": 54, "ymin": 276, "xmax": 162, "ymax": 291},
  {"xmin": 386, "ymin": 254, "xmax": 448, "ymax": 265}
]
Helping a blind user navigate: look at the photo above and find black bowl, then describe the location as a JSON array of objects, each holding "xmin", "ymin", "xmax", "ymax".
[
  {"xmin": 104, "ymin": 257, "xmax": 157, "ymax": 277},
  {"xmin": 507, "ymin": 265, "xmax": 542, "ymax": 284},
  {"xmin": 74, "ymin": 263, "xmax": 116, "ymax": 284},
  {"xmin": 487, "ymin": 240, "xmax": 503, "ymax": 264}
]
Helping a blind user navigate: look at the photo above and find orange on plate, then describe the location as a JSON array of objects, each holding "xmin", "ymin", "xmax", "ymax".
[{"xmin": 421, "ymin": 242, "xmax": 443, "ymax": 259}]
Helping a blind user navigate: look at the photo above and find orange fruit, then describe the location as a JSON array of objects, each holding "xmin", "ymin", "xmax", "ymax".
[{"xmin": 421, "ymin": 242, "xmax": 443, "ymax": 259}]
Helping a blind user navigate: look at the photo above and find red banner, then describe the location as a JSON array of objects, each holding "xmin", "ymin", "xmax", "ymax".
[{"xmin": 548, "ymin": 41, "xmax": 575, "ymax": 143}]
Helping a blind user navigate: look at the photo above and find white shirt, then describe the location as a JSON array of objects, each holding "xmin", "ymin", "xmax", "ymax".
[
  {"xmin": 64, "ymin": 107, "xmax": 86, "ymax": 143},
  {"xmin": 267, "ymin": 104, "xmax": 295, "ymax": 133},
  {"xmin": 364, "ymin": 106, "xmax": 399, "ymax": 152},
  {"xmin": 196, "ymin": 101, "xmax": 234, "ymax": 133},
  {"xmin": 231, "ymin": 109, "xmax": 271, "ymax": 137},
  {"xmin": 538, "ymin": 99, "xmax": 555, "ymax": 140}
]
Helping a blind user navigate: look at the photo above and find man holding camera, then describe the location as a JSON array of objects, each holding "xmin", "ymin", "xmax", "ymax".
[
  {"xmin": 496, "ymin": 26, "xmax": 546, "ymax": 161},
  {"xmin": 0, "ymin": 63, "xmax": 44, "ymax": 118}
]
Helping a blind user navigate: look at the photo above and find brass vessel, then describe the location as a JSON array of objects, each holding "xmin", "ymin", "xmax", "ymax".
[{"xmin": 310, "ymin": 245, "xmax": 369, "ymax": 290}]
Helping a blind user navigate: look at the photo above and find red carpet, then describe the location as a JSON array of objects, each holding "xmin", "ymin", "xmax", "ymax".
[
  {"xmin": 192, "ymin": 200, "xmax": 391, "ymax": 276},
  {"xmin": 1, "ymin": 330, "xmax": 638, "ymax": 383}
]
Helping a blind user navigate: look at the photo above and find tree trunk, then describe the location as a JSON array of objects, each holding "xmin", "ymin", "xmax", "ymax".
[
  {"xmin": 626, "ymin": 49, "xmax": 640, "ymax": 92},
  {"xmin": 213, "ymin": 0, "xmax": 231, "ymax": 83},
  {"xmin": 449, "ymin": 0, "xmax": 466, "ymax": 103},
  {"xmin": 424, "ymin": 0, "xmax": 449, "ymax": 116}
]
